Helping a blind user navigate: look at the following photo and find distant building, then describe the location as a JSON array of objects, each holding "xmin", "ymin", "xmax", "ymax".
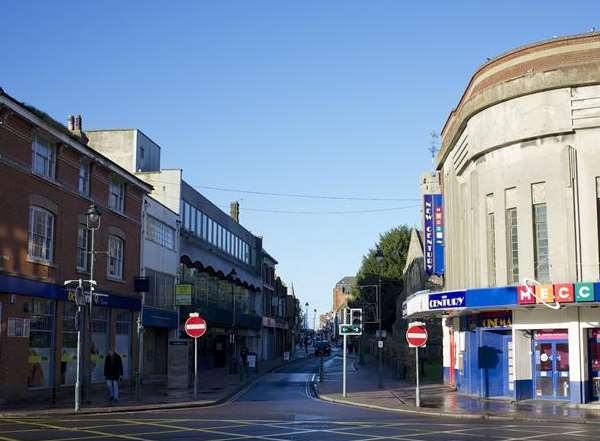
[{"xmin": 332, "ymin": 276, "xmax": 355, "ymax": 313}]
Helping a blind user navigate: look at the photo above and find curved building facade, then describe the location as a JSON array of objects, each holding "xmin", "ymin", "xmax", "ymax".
[{"xmin": 405, "ymin": 33, "xmax": 600, "ymax": 404}]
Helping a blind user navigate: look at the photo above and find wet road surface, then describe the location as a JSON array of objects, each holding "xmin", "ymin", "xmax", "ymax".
[{"xmin": 1, "ymin": 356, "xmax": 599, "ymax": 440}]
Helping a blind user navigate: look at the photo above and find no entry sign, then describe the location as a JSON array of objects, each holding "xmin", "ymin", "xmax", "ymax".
[
  {"xmin": 406, "ymin": 324, "xmax": 428, "ymax": 347},
  {"xmin": 185, "ymin": 313, "xmax": 207, "ymax": 338}
]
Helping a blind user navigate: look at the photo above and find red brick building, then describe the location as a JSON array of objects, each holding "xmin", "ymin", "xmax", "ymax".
[{"xmin": 0, "ymin": 89, "xmax": 151, "ymax": 403}]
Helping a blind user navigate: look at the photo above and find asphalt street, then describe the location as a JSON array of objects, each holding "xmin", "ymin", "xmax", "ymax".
[{"xmin": 0, "ymin": 355, "xmax": 598, "ymax": 441}]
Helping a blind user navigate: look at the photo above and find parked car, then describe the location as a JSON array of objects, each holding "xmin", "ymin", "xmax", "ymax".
[{"xmin": 314, "ymin": 340, "xmax": 331, "ymax": 356}]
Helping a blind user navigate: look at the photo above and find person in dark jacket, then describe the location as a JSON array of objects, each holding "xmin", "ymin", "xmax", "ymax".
[{"xmin": 104, "ymin": 349, "xmax": 123, "ymax": 402}]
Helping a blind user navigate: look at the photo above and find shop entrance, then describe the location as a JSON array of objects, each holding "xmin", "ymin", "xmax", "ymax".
[
  {"xmin": 533, "ymin": 331, "xmax": 569, "ymax": 400},
  {"xmin": 589, "ymin": 329, "xmax": 600, "ymax": 400}
]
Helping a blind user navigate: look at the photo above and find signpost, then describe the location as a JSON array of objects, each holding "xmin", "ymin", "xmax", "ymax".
[
  {"xmin": 185, "ymin": 313, "xmax": 207, "ymax": 400},
  {"xmin": 339, "ymin": 308, "xmax": 363, "ymax": 397},
  {"xmin": 406, "ymin": 323, "xmax": 428, "ymax": 407}
]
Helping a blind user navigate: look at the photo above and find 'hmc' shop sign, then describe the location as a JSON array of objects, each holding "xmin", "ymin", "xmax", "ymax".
[{"xmin": 423, "ymin": 194, "xmax": 445, "ymax": 276}]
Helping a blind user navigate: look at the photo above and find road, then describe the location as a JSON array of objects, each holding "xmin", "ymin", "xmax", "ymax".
[{"xmin": 0, "ymin": 355, "xmax": 598, "ymax": 440}]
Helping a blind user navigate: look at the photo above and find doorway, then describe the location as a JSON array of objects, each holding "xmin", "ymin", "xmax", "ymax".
[{"xmin": 533, "ymin": 339, "xmax": 570, "ymax": 400}]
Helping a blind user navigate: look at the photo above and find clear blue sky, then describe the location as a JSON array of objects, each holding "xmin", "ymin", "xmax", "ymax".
[{"xmin": 3, "ymin": 1, "xmax": 598, "ymax": 322}]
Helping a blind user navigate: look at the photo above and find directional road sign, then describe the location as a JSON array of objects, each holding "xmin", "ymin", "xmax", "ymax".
[
  {"xmin": 185, "ymin": 313, "xmax": 207, "ymax": 339},
  {"xmin": 339, "ymin": 324, "xmax": 362, "ymax": 336},
  {"xmin": 406, "ymin": 324, "xmax": 428, "ymax": 347}
]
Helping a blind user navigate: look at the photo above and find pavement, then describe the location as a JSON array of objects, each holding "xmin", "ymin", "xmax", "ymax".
[
  {"xmin": 316, "ymin": 350, "xmax": 600, "ymax": 423},
  {"xmin": 0, "ymin": 350, "xmax": 311, "ymax": 417},
  {"xmin": 1, "ymin": 353, "xmax": 600, "ymax": 440}
]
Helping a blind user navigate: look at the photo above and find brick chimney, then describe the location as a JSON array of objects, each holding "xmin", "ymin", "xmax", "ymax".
[
  {"xmin": 67, "ymin": 114, "xmax": 88, "ymax": 143},
  {"xmin": 230, "ymin": 201, "xmax": 240, "ymax": 223}
]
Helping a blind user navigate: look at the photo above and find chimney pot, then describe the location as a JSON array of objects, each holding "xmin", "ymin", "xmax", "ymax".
[
  {"xmin": 75, "ymin": 114, "xmax": 82, "ymax": 131},
  {"xmin": 230, "ymin": 201, "xmax": 240, "ymax": 223},
  {"xmin": 67, "ymin": 114, "xmax": 75, "ymax": 131}
]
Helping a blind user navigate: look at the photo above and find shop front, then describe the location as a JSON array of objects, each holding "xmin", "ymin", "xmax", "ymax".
[
  {"xmin": 0, "ymin": 274, "xmax": 141, "ymax": 403},
  {"xmin": 142, "ymin": 307, "xmax": 177, "ymax": 382},
  {"xmin": 404, "ymin": 282, "xmax": 600, "ymax": 404}
]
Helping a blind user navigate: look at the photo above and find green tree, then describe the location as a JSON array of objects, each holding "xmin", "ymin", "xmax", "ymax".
[{"xmin": 352, "ymin": 225, "xmax": 412, "ymax": 331}]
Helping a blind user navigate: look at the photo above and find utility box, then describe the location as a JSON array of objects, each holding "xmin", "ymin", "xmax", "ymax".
[{"xmin": 168, "ymin": 339, "xmax": 190, "ymax": 389}]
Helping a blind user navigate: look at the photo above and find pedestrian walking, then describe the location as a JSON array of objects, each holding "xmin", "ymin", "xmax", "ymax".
[
  {"xmin": 104, "ymin": 349, "xmax": 123, "ymax": 402},
  {"xmin": 240, "ymin": 346, "xmax": 249, "ymax": 382}
]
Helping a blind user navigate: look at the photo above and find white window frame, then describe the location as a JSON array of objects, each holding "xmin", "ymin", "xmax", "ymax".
[
  {"xmin": 78, "ymin": 162, "xmax": 91, "ymax": 196},
  {"xmin": 28, "ymin": 206, "xmax": 54, "ymax": 263},
  {"xmin": 107, "ymin": 236, "xmax": 124, "ymax": 280},
  {"xmin": 76, "ymin": 225, "xmax": 89, "ymax": 271},
  {"xmin": 146, "ymin": 216, "xmax": 175, "ymax": 250},
  {"xmin": 32, "ymin": 135, "xmax": 56, "ymax": 179},
  {"xmin": 108, "ymin": 180, "xmax": 125, "ymax": 213}
]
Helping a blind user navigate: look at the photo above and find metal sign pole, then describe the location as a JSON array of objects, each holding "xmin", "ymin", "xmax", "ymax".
[
  {"xmin": 342, "ymin": 333, "xmax": 347, "ymax": 398},
  {"xmin": 194, "ymin": 337, "xmax": 198, "ymax": 401},
  {"xmin": 415, "ymin": 346, "xmax": 420, "ymax": 407},
  {"xmin": 75, "ymin": 303, "xmax": 82, "ymax": 412}
]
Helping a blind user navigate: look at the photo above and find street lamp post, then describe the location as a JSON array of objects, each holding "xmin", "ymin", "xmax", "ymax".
[
  {"xmin": 228, "ymin": 269, "xmax": 238, "ymax": 374},
  {"xmin": 313, "ymin": 308, "xmax": 317, "ymax": 331},
  {"xmin": 375, "ymin": 247, "xmax": 384, "ymax": 389},
  {"xmin": 64, "ymin": 204, "xmax": 102, "ymax": 411},
  {"xmin": 304, "ymin": 302, "xmax": 309, "ymax": 331},
  {"xmin": 84, "ymin": 204, "xmax": 101, "ymax": 401}
]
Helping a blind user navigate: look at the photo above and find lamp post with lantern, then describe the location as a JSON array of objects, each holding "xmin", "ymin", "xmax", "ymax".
[{"xmin": 63, "ymin": 203, "xmax": 102, "ymax": 411}]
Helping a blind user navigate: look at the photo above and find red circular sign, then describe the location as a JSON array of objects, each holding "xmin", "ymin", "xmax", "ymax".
[
  {"xmin": 406, "ymin": 325, "xmax": 428, "ymax": 347},
  {"xmin": 185, "ymin": 315, "xmax": 207, "ymax": 338}
]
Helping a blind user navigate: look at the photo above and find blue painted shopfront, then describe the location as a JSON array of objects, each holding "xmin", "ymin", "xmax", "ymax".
[{"xmin": 458, "ymin": 314, "xmax": 512, "ymax": 399}]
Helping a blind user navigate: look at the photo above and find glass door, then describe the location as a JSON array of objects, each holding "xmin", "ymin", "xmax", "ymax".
[
  {"xmin": 589, "ymin": 329, "xmax": 600, "ymax": 400},
  {"xmin": 555, "ymin": 343, "xmax": 570, "ymax": 399},
  {"xmin": 534, "ymin": 341, "xmax": 569, "ymax": 399}
]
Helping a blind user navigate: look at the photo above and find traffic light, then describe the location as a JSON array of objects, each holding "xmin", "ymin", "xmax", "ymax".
[{"xmin": 350, "ymin": 308, "xmax": 362, "ymax": 329}]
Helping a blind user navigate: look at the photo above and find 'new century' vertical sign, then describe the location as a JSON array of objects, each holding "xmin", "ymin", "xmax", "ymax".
[{"xmin": 424, "ymin": 194, "xmax": 444, "ymax": 276}]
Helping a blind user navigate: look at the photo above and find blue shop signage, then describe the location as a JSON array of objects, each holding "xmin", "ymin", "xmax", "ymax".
[{"xmin": 429, "ymin": 291, "xmax": 466, "ymax": 310}]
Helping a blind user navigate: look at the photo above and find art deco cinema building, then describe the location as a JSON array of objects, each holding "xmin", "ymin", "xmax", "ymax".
[{"xmin": 405, "ymin": 32, "xmax": 600, "ymax": 404}]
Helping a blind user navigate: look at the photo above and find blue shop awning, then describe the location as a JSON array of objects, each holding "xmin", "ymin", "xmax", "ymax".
[{"xmin": 143, "ymin": 306, "xmax": 178, "ymax": 328}]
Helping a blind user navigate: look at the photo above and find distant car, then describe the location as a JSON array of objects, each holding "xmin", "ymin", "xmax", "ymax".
[{"xmin": 314, "ymin": 340, "xmax": 331, "ymax": 356}]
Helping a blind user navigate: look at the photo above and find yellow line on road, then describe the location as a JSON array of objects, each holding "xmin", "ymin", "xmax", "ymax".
[
  {"xmin": 8, "ymin": 419, "xmax": 150, "ymax": 441},
  {"xmin": 117, "ymin": 419, "xmax": 292, "ymax": 441}
]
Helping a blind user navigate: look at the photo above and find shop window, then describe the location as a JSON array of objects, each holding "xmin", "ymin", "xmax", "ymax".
[
  {"xmin": 61, "ymin": 303, "xmax": 77, "ymax": 386},
  {"xmin": 90, "ymin": 306, "xmax": 109, "ymax": 383},
  {"xmin": 27, "ymin": 298, "xmax": 55, "ymax": 389},
  {"xmin": 116, "ymin": 311, "xmax": 132, "ymax": 380}
]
